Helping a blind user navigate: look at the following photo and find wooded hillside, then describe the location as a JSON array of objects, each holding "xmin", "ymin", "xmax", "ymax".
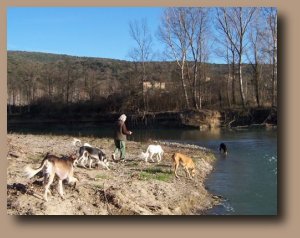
[{"xmin": 7, "ymin": 50, "xmax": 275, "ymax": 116}]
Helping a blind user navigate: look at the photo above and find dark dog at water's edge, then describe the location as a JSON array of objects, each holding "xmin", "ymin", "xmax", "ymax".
[{"xmin": 219, "ymin": 143, "xmax": 228, "ymax": 155}]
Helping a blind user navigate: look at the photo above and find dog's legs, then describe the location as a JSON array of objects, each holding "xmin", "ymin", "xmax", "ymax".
[
  {"xmin": 157, "ymin": 153, "xmax": 161, "ymax": 163},
  {"xmin": 43, "ymin": 172, "xmax": 49, "ymax": 185},
  {"xmin": 73, "ymin": 159, "xmax": 79, "ymax": 168},
  {"xmin": 103, "ymin": 161, "xmax": 110, "ymax": 170},
  {"xmin": 77, "ymin": 156, "xmax": 84, "ymax": 167},
  {"xmin": 160, "ymin": 151, "xmax": 164, "ymax": 162},
  {"xmin": 79, "ymin": 155, "xmax": 88, "ymax": 168},
  {"xmin": 84, "ymin": 157, "xmax": 89, "ymax": 168},
  {"xmin": 184, "ymin": 167, "xmax": 192, "ymax": 179},
  {"xmin": 88, "ymin": 157, "xmax": 93, "ymax": 169},
  {"xmin": 98, "ymin": 161, "xmax": 110, "ymax": 170},
  {"xmin": 43, "ymin": 173, "xmax": 55, "ymax": 201},
  {"xmin": 58, "ymin": 179, "xmax": 65, "ymax": 199},
  {"xmin": 174, "ymin": 162, "xmax": 180, "ymax": 179},
  {"xmin": 149, "ymin": 153, "xmax": 155, "ymax": 162},
  {"xmin": 69, "ymin": 176, "xmax": 78, "ymax": 188}
]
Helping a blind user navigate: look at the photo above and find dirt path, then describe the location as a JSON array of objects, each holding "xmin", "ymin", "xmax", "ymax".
[{"xmin": 7, "ymin": 133, "xmax": 219, "ymax": 215}]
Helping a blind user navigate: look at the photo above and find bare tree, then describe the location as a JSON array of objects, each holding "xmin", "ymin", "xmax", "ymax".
[
  {"xmin": 159, "ymin": 8, "xmax": 191, "ymax": 109},
  {"xmin": 7, "ymin": 61, "xmax": 20, "ymax": 110},
  {"xmin": 263, "ymin": 8, "xmax": 277, "ymax": 107},
  {"xmin": 247, "ymin": 9, "xmax": 266, "ymax": 107},
  {"xmin": 215, "ymin": 8, "xmax": 238, "ymax": 107},
  {"xmin": 14, "ymin": 61, "xmax": 41, "ymax": 112},
  {"xmin": 56, "ymin": 59, "xmax": 81, "ymax": 104},
  {"xmin": 129, "ymin": 18, "xmax": 153, "ymax": 112},
  {"xmin": 181, "ymin": 7, "xmax": 211, "ymax": 109},
  {"xmin": 40, "ymin": 62, "xmax": 58, "ymax": 100},
  {"xmin": 225, "ymin": 41, "xmax": 234, "ymax": 107},
  {"xmin": 216, "ymin": 7, "xmax": 256, "ymax": 108}
]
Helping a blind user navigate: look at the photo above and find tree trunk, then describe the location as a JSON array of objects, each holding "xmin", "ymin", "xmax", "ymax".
[
  {"xmin": 193, "ymin": 62, "xmax": 199, "ymax": 109},
  {"xmin": 238, "ymin": 61, "xmax": 246, "ymax": 108},
  {"xmin": 272, "ymin": 51, "xmax": 277, "ymax": 107},
  {"xmin": 231, "ymin": 62, "xmax": 236, "ymax": 105},
  {"xmin": 254, "ymin": 64, "xmax": 261, "ymax": 107},
  {"xmin": 227, "ymin": 73, "xmax": 231, "ymax": 108},
  {"xmin": 142, "ymin": 62, "xmax": 147, "ymax": 112},
  {"xmin": 181, "ymin": 65, "xmax": 190, "ymax": 109}
]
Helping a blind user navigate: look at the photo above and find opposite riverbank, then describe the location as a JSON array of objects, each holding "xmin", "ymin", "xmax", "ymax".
[
  {"xmin": 8, "ymin": 108, "xmax": 277, "ymax": 130},
  {"xmin": 7, "ymin": 133, "xmax": 219, "ymax": 215}
]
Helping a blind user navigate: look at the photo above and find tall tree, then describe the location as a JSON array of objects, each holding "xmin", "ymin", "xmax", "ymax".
[
  {"xmin": 40, "ymin": 62, "xmax": 57, "ymax": 100},
  {"xmin": 216, "ymin": 8, "xmax": 237, "ymax": 107},
  {"xmin": 56, "ymin": 59, "xmax": 81, "ymax": 104},
  {"xmin": 247, "ymin": 9, "xmax": 265, "ymax": 107},
  {"xmin": 159, "ymin": 8, "xmax": 191, "ymax": 109},
  {"xmin": 181, "ymin": 7, "xmax": 211, "ymax": 109},
  {"xmin": 263, "ymin": 8, "xmax": 277, "ymax": 107},
  {"xmin": 216, "ymin": 7, "xmax": 256, "ymax": 108},
  {"xmin": 129, "ymin": 18, "xmax": 153, "ymax": 112}
]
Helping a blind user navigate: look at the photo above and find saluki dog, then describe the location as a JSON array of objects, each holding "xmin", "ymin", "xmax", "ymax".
[
  {"xmin": 171, "ymin": 152, "xmax": 196, "ymax": 179},
  {"xmin": 25, "ymin": 153, "xmax": 78, "ymax": 201}
]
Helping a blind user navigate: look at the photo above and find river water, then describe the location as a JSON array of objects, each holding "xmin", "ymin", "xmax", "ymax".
[{"xmin": 8, "ymin": 122, "xmax": 277, "ymax": 215}]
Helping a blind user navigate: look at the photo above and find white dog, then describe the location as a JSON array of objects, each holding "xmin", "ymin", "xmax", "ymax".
[{"xmin": 141, "ymin": 145, "xmax": 164, "ymax": 163}]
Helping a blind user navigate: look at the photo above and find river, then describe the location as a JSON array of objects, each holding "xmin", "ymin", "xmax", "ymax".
[{"xmin": 8, "ymin": 122, "xmax": 277, "ymax": 215}]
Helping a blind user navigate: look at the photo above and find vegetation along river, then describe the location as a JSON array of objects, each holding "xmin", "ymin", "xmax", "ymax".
[{"xmin": 8, "ymin": 122, "xmax": 277, "ymax": 215}]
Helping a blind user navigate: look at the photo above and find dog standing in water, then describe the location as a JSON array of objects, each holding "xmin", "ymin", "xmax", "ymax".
[{"xmin": 219, "ymin": 143, "xmax": 228, "ymax": 155}]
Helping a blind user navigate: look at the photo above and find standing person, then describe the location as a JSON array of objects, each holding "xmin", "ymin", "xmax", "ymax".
[{"xmin": 112, "ymin": 114, "xmax": 132, "ymax": 162}]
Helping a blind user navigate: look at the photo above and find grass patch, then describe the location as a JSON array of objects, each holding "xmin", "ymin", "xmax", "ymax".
[
  {"xmin": 140, "ymin": 167, "xmax": 173, "ymax": 182},
  {"xmin": 95, "ymin": 174, "xmax": 109, "ymax": 180}
]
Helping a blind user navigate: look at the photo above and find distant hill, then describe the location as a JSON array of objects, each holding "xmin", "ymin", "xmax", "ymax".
[
  {"xmin": 7, "ymin": 50, "xmax": 273, "ymax": 114},
  {"xmin": 8, "ymin": 50, "xmax": 129, "ymax": 63},
  {"xmin": 7, "ymin": 50, "xmax": 231, "ymax": 84}
]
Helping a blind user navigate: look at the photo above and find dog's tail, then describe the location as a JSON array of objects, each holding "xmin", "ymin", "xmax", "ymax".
[
  {"xmin": 145, "ymin": 146, "xmax": 150, "ymax": 155},
  {"xmin": 72, "ymin": 138, "xmax": 82, "ymax": 147},
  {"xmin": 83, "ymin": 142, "xmax": 93, "ymax": 147},
  {"xmin": 24, "ymin": 160, "xmax": 47, "ymax": 179},
  {"xmin": 24, "ymin": 153, "xmax": 50, "ymax": 179},
  {"xmin": 24, "ymin": 165, "xmax": 43, "ymax": 179}
]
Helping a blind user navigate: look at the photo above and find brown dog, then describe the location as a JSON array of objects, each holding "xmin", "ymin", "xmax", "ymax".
[
  {"xmin": 172, "ymin": 152, "xmax": 196, "ymax": 179},
  {"xmin": 25, "ymin": 153, "xmax": 78, "ymax": 201}
]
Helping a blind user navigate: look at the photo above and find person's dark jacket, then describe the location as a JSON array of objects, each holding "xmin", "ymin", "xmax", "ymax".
[{"xmin": 114, "ymin": 120, "xmax": 131, "ymax": 141}]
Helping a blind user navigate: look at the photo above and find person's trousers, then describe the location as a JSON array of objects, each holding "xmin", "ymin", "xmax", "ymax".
[{"xmin": 113, "ymin": 140, "xmax": 126, "ymax": 160}]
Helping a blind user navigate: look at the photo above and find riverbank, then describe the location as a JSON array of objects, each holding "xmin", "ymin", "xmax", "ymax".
[
  {"xmin": 8, "ymin": 107, "xmax": 277, "ymax": 130},
  {"xmin": 7, "ymin": 133, "xmax": 219, "ymax": 215}
]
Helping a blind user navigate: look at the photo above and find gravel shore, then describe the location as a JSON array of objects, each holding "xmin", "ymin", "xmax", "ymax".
[{"xmin": 7, "ymin": 133, "xmax": 219, "ymax": 215}]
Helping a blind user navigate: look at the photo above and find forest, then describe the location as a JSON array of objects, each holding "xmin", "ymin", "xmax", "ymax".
[{"xmin": 7, "ymin": 7, "xmax": 277, "ymax": 118}]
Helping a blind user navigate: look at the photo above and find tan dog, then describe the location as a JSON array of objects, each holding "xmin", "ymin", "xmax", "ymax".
[
  {"xmin": 172, "ymin": 152, "xmax": 196, "ymax": 179},
  {"xmin": 25, "ymin": 153, "xmax": 78, "ymax": 201}
]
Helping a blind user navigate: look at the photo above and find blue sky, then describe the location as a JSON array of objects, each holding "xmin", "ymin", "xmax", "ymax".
[{"xmin": 7, "ymin": 7, "xmax": 165, "ymax": 60}]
